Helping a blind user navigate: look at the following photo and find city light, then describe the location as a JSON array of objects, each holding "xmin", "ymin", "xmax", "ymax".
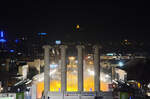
[
  {"xmin": 106, "ymin": 53, "xmax": 114, "ymax": 56},
  {"xmin": 0, "ymin": 31, "xmax": 4, "ymax": 38},
  {"xmin": 50, "ymin": 64, "xmax": 58, "ymax": 68},
  {"xmin": 0, "ymin": 31, "xmax": 6, "ymax": 43},
  {"xmin": 118, "ymin": 61, "xmax": 124, "ymax": 67},
  {"xmin": 55, "ymin": 40, "xmax": 61, "ymax": 45},
  {"xmin": 38, "ymin": 32, "xmax": 47, "ymax": 36},
  {"xmin": 148, "ymin": 83, "xmax": 150, "ymax": 88},
  {"xmin": 15, "ymin": 39, "xmax": 19, "ymax": 43},
  {"xmin": 69, "ymin": 56, "xmax": 75, "ymax": 60},
  {"xmin": 76, "ymin": 24, "xmax": 80, "ymax": 29},
  {"xmin": 9, "ymin": 49, "xmax": 15, "ymax": 53},
  {"xmin": 105, "ymin": 74, "xmax": 109, "ymax": 78},
  {"xmin": 75, "ymin": 60, "xmax": 78, "ymax": 64},
  {"xmin": 0, "ymin": 39, "xmax": 6, "ymax": 43}
]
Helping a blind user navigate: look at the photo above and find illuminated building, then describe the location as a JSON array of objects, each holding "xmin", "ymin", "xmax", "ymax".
[
  {"xmin": 1, "ymin": 38, "xmax": 143, "ymax": 98},
  {"xmin": 27, "ymin": 42, "xmax": 149, "ymax": 99},
  {"xmin": 32, "ymin": 45, "xmax": 114, "ymax": 99},
  {"xmin": 29, "ymin": 47, "xmax": 144, "ymax": 98}
]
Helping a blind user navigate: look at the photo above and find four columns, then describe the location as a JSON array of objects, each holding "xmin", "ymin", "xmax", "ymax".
[{"xmin": 43, "ymin": 44, "xmax": 101, "ymax": 94}]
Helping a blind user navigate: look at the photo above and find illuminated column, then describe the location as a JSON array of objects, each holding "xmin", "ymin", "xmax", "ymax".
[
  {"xmin": 43, "ymin": 45, "xmax": 51, "ymax": 99},
  {"xmin": 60, "ymin": 45, "xmax": 68, "ymax": 92},
  {"xmin": 112, "ymin": 66, "xmax": 115, "ymax": 81},
  {"xmin": 93, "ymin": 45, "xmax": 101, "ymax": 92},
  {"xmin": 76, "ymin": 45, "xmax": 84, "ymax": 92}
]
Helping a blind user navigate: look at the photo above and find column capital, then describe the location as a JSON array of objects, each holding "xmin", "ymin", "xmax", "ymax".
[
  {"xmin": 60, "ymin": 45, "xmax": 68, "ymax": 49},
  {"xmin": 76, "ymin": 45, "xmax": 85, "ymax": 49},
  {"xmin": 42, "ymin": 45, "xmax": 51, "ymax": 49},
  {"xmin": 92, "ymin": 45, "xmax": 102, "ymax": 49}
]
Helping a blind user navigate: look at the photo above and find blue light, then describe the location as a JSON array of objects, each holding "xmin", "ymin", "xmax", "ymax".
[
  {"xmin": 106, "ymin": 53, "xmax": 114, "ymax": 56},
  {"xmin": 0, "ymin": 31, "xmax": 4, "ymax": 38},
  {"xmin": 50, "ymin": 64, "xmax": 58, "ymax": 68},
  {"xmin": 0, "ymin": 39, "xmax": 6, "ymax": 43},
  {"xmin": 38, "ymin": 33, "xmax": 47, "ymax": 35},
  {"xmin": 55, "ymin": 40, "xmax": 61, "ymax": 45},
  {"xmin": 0, "ymin": 31, "xmax": 6, "ymax": 43},
  {"xmin": 118, "ymin": 61, "xmax": 124, "ymax": 67},
  {"xmin": 90, "ymin": 88, "xmax": 92, "ymax": 91},
  {"xmin": 10, "ymin": 49, "xmax": 15, "ymax": 53},
  {"xmin": 15, "ymin": 39, "xmax": 19, "ymax": 43}
]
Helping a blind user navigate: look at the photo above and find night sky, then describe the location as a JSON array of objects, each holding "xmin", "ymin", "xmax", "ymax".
[{"xmin": 0, "ymin": 0, "xmax": 150, "ymax": 41}]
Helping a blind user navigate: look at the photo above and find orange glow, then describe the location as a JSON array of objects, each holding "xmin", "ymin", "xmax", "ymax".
[
  {"xmin": 67, "ymin": 72, "xmax": 78, "ymax": 91},
  {"xmin": 100, "ymin": 82, "xmax": 108, "ymax": 91},
  {"xmin": 37, "ymin": 82, "xmax": 44, "ymax": 99},
  {"xmin": 36, "ymin": 58, "xmax": 109, "ymax": 98},
  {"xmin": 88, "ymin": 61, "xmax": 93, "ymax": 65},
  {"xmin": 37, "ymin": 80, "xmax": 61, "ymax": 98},
  {"xmin": 76, "ymin": 25, "xmax": 80, "ymax": 29},
  {"xmin": 138, "ymin": 82, "xmax": 141, "ymax": 88},
  {"xmin": 37, "ymin": 79, "xmax": 109, "ymax": 98},
  {"xmin": 69, "ymin": 56, "xmax": 75, "ymax": 60}
]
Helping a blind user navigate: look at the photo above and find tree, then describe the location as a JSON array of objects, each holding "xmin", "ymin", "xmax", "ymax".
[{"xmin": 124, "ymin": 58, "xmax": 150, "ymax": 86}]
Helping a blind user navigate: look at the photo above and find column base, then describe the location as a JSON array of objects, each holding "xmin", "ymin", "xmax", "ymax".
[{"xmin": 46, "ymin": 91, "xmax": 113, "ymax": 99}]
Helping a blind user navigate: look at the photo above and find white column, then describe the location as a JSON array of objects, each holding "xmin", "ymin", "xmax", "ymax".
[
  {"xmin": 43, "ymin": 45, "xmax": 51, "ymax": 99},
  {"xmin": 60, "ymin": 45, "xmax": 68, "ymax": 92},
  {"xmin": 76, "ymin": 45, "xmax": 84, "ymax": 92},
  {"xmin": 93, "ymin": 45, "xmax": 101, "ymax": 92},
  {"xmin": 31, "ymin": 84, "xmax": 36, "ymax": 99}
]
